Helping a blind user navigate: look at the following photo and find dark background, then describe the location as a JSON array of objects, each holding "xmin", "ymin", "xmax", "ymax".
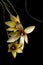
[{"xmin": 0, "ymin": 0, "xmax": 43, "ymax": 64}]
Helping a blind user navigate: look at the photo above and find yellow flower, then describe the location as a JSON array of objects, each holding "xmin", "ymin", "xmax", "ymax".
[
  {"xmin": 8, "ymin": 41, "xmax": 23, "ymax": 58},
  {"xmin": 5, "ymin": 15, "xmax": 21, "ymax": 32},
  {"xmin": 7, "ymin": 24, "xmax": 35, "ymax": 44},
  {"xmin": 10, "ymin": 15, "xmax": 20, "ymax": 23}
]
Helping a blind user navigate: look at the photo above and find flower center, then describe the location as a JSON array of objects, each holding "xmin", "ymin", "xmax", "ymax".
[
  {"xmin": 20, "ymin": 30, "xmax": 26, "ymax": 36},
  {"xmin": 10, "ymin": 45, "xmax": 16, "ymax": 50}
]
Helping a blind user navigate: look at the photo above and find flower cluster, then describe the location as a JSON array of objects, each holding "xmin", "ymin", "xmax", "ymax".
[{"xmin": 5, "ymin": 15, "xmax": 35, "ymax": 58}]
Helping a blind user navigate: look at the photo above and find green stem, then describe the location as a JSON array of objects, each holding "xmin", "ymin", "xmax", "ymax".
[
  {"xmin": 7, "ymin": 0, "xmax": 18, "ymax": 15},
  {"xmin": 1, "ymin": 0, "xmax": 12, "ymax": 15},
  {"xmin": 0, "ymin": 2, "xmax": 9, "ymax": 38},
  {"xmin": 25, "ymin": 0, "xmax": 43, "ymax": 22},
  {"xmin": 0, "ymin": 2, "xmax": 5, "ymax": 21}
]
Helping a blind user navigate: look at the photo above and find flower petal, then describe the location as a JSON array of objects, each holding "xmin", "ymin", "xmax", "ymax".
[
  {"xmin": 20, "ymin": 36, "xmax": 24, "ymax": 50},
  {"xmin": 16, "ymin": 15, "xmax": 20, "ymax": 23},
  {"xmin": 7, "ymin": 35, "xmax": 20, "ymax": 43},
  {"xmin": 6, "ymin": 28, "xmax": 17, "ymax": 32},
  {"xmin": 10, "ymin": 15, "xmax": 16, "ymax": 22},
  {"xmin": 10, "ymin": 15, "xmax": 20, "ymax": 23},
  {"xmin": 5, "ymin": 21, "xmax": 16, "ymax": 27},
  {"xmin": 8, "ymin": 43, "xmax": 12, "ymax": 48},
  {"xmin": 20, "ymin": 36, "xmax": 24, "ymax": 44},
  {"xmin": 24, "ymin": 26, "xmax": 35, "ymax": 34},
  {"xmin": 24, "ymin": 35, "xmax": 28, "ymax": 44},
  {"xmin": 8, "ymin": 49, "xmax": 11, "ymax": 52},
  {"xmin": 12, "ymin": 51, "xmax": 17, "ymax": 58},
  {"xmin": 9, "ymin": 32, "xmax": 19, "ymax": 37},
  {"xmin": 15, "ymin": 43, "xmax": 23, "ymax": 49},
  {"xmin": 8, "ymin": 43, "xmax": 13, "ymax": 52},
  {"xmin": 16, "ymin": 49, "xmax": 23, "ymax": 53}
]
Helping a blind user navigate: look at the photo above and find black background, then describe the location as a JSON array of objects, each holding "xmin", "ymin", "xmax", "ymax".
[{"xmin": 0, "ymin": 0, "xmax": 43, "ymax": 65}]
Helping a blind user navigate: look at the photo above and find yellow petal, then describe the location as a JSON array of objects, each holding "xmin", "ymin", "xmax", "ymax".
[
  {"xmin": 8, "ymin": 49, "xmax": 11, "ymax": 52},
  {"xmin": 16, "ymin": 15, "xmax": 20, "ymax": 23},
  {"xmin": 6, "ymin": 28, "xmax": 14, "ymax": 31},
  {"xmin": 8, "ymin": 43, "xmax": 13, "ymax": 49},
  {"xmin": 6, "ymin": 27, "xmax": 17, "ymax": 32},
  {"xmin": 9, "ymin": 32, "xmax": 15, "ymax": 36},
  {"xmin": 16, "ymin": 49, "xmax": 23, "ymax": 53},
  {"xmin": 10, "ymin": 15, "xmax": 16, "ymax": 21},
  {"xmin": 24, "ymin": 26, "xmax": 35, "ymax": 34},
  {"xmin": 15, "ymin": 43, "xmax": 23, "ymax": 48},
  {"xmin": 24, "ymin": 35, "xmax": 28, "ymax": 44},
  {"xmin": 13, "ymin": 29, "xmax": 18, "ymax": 32},
  {"xmin": 9, "ymin": 32, "xmax": 19, "ymax": 37},
  {"xmin": 12, "ymin": 51, "xmax": 17, "ymax": 58},
  {"xmin": 14, "ymin": 43, "xmax": 20, "ymax": 48},
  {"xmin": 7, "ymin": 35, "xmax": 20, "ymax": 43},
  {"xmin": 8, "ymin": 43, "xmax": 13, "ymax": 52},
  {"xmin": 5, "ymin": 21, "xmax": 16, "ymax": 27},
  {"xmin": 10, "ymin": 15, "xmax": 20, "ymax": 23}
]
